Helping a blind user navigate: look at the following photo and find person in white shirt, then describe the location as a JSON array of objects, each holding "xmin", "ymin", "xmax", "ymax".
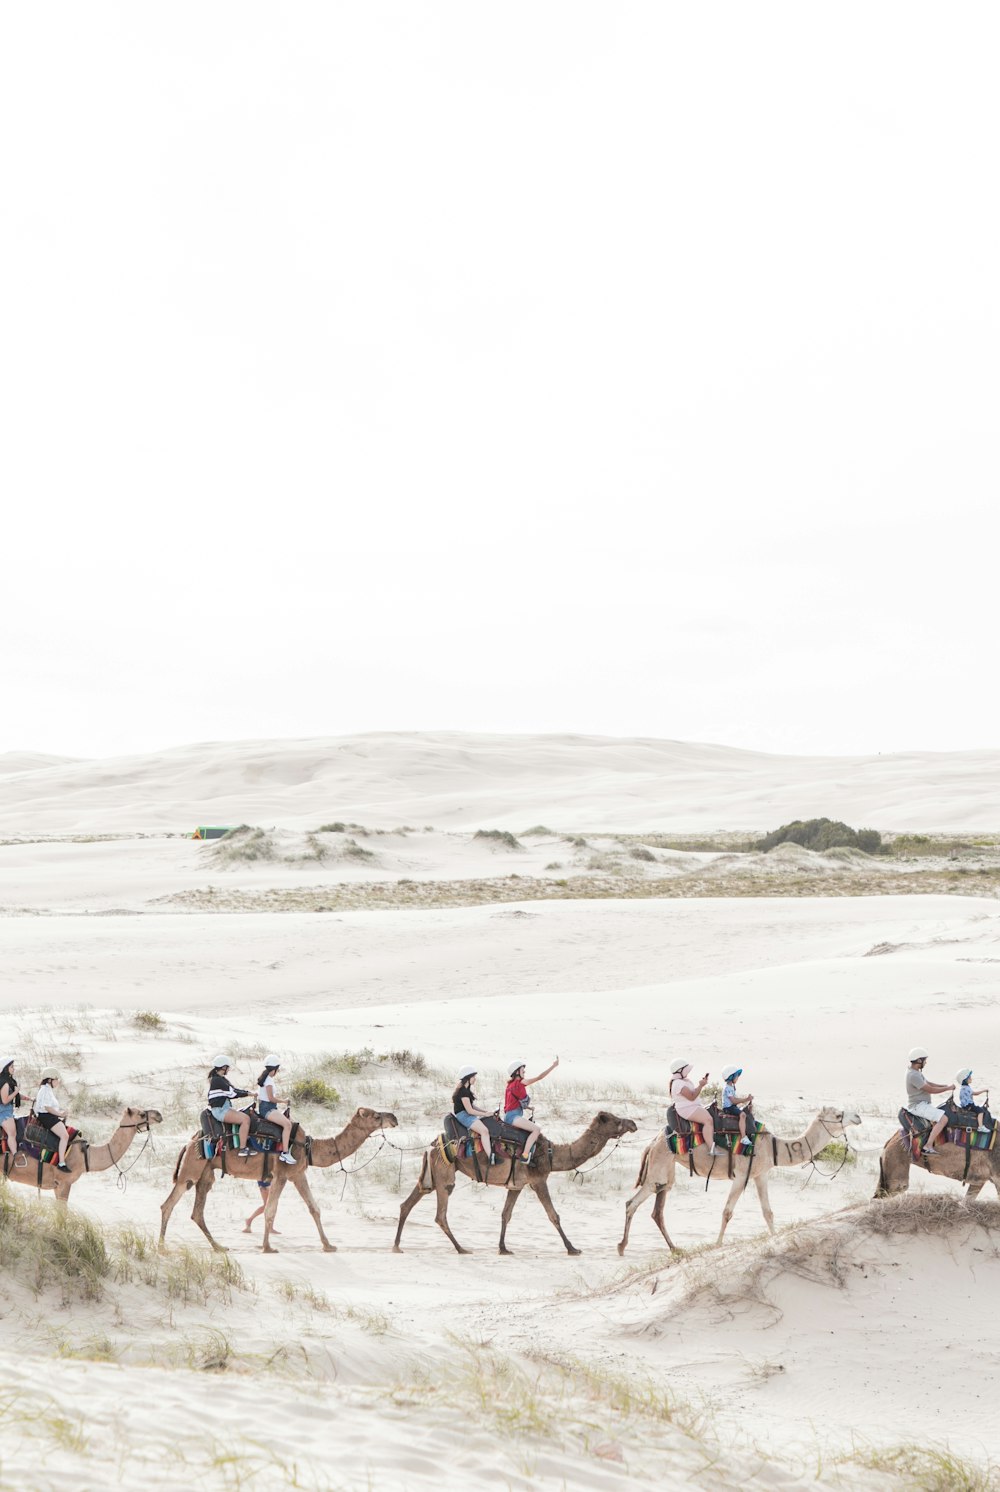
[
  {"xmin": 34, "ymin": 1067, "xmax": 72, "ymax": 1171},
  {"xmin": 257, "ymin": 1055, "xmax": 295, "ymax": 1164}
]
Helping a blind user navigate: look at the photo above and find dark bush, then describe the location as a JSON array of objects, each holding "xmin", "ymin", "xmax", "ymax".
[{"xmin": 755, "ymin": 818, "xmax": 882, "ymax": 855}]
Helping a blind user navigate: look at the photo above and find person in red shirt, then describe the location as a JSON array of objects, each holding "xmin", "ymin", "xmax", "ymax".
[{"xmin": 503, "ymin": 1055, "xmax": 559, "ymax": 1164}]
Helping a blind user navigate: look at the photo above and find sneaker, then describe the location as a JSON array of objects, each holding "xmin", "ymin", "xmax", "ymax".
[
  {"xmin": 237, "ymin": 1148, "xmax": 251, "ymax": 1158},
  {"xmin": 922, "ymin": 1147, "xmax": 939, "ymax": 1156},
  {"xmin": 56, "ymin": 1162, "xmax": 71, "ymax": 1173},
  {"xmin": 278, "ymin": 1150, "xmax": 296, "ymax": 1164},
  {"xmin": 709, "ymin": 1144, "xmax": 722, "ymax": 1157}
]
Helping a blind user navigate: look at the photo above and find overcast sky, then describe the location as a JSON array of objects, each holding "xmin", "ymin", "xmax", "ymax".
[{"xmin": 3, "ymin": 4, "xmax": 997, "ymax": 761}]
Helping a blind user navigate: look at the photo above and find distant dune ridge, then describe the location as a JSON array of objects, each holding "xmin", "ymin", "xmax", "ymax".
[{"xmin": 0, "ymin": 731, "xmax": 997, "ymax": 834}]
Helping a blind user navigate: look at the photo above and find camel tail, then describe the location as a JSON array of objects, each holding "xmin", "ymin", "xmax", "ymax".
[
  {"xmin": 635, "ymin": 1145, "xmax": 651, "ymax": 1188},
  {"xmin": 172, "ymin": 1144, "xmax": 187, "ymax": 1184}
]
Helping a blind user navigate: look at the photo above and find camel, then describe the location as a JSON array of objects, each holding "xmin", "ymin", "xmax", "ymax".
[
  {"xmin": 159, "ymin": 1106, "xmax": 398, "ymax": 1253},
  {"xmin": 874, "ymin": 1126, "xmax": 1000, "ymax": 1200},
  {"xmin": 618, "ymin": 1105, "xmax": 861, "ymax": 1253},
  {"xmin": 0, "ymin": 1107, "xmax": 163, "ymax": 1203},
  {"xmin": 393, "ymin": 1110, "xmax": 638, "ymax": 1256}
]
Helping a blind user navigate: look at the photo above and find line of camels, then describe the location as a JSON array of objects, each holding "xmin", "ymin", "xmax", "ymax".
[{"xmin": 6, "ymin": 1098, "xmax": 995, "ymax": 1254}]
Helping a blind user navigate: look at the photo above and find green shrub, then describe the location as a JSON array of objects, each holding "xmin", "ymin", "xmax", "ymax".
[
  {"xmin": 522, "ymin": 825, "xmax": 555, "ymax": 836},
  {"xmin": 474, "ymin": 829, "xmax": 522, "ymax": 850},
  {"xmin": 317, "ymin": 822, "xmax": 347, "ymax": 833},
  {"xmin": 289, "ymin": 1077, "xmax": 341, "ymax": 1107},
  {"xmin": 213, "ymin": 826, "xmax": 276, "ymax": 862},
  {"xmin": 629, "ymin": 846, "xmax": 656, "ymax": 862},
  {"xmin": 133, "ymin": 1010, "xmax": 164, "ymax": 1032},
  {"xmin": 755, "ymin": 818, "xmax": 882, "ymax": 855},
  {"xmin": 343, "ymin": 839, "xmax": 374, "ymax": 860},
  {"xmin": 385, "ymin": 1049, "xmax": 428, "ymax": 1077}
]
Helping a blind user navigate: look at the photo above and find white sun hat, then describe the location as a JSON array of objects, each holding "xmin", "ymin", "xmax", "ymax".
[{"xmin": 955, "ymin": 1067, "xmax": 973, "ymax": 1084}]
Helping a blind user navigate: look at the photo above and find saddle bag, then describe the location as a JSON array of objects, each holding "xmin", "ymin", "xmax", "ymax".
[
  {"xmin": 24, "ymin": 1120, "xmax": 53, "ymax": 1149},
  {"xmin": 200, "ymin": 1108, "xmax": 225, "ymax": 1141},
  {"xmin": 249, "ymin": 1109, "xmax": 284, "ymax": 1143},
  {"xmin": 898, "ymin": 1107, "xmax": 931, "ymax": 1138},
  {"xmin": 666, "ymin": 1104, "xmax": 691, "ymax": 1137}
]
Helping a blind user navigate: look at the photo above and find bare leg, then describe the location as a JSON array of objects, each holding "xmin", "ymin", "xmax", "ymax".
[
  {"xmin": 499, "ymin": 1188, "xmax": 523, "ymax": 1254},
  {"xmin": 2, "ymin": 1117, "xmax": 17, "ymax": 1155},
  {"xmin": 51, "ymin": 1120, "xmax": 69, "ymax": 1165},
  {"xmin": 531, "ymin": 1178, "xmax": 580, "ymax": 1255},
  {"xmin": 471, "ymin": 1119, "xmax": 492, "ymax": 1167},
  {"xmin": 924, "ymin": 1114, "xmax": 948, "ymax": 1152},
  {"xmin": 510, "ymin": 1114, "xmax": 541, "ymax": 1161}
]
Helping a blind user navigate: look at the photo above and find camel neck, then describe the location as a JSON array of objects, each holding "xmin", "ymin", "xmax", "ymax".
[
  {"xmin": 774, "ymin": 1116, "xmax": 831, "ymax": 1168},
  {"xmin": 85, "ymin": 1118, "xmax": 139, "ymax": 1172},
  {"xmin": 551, "ymin": 1122, "xmax": 610, "ymax": 1171},
  {"xmin": 312, "ymin": 1118, "xmax": 372, "ymax": 1168}
]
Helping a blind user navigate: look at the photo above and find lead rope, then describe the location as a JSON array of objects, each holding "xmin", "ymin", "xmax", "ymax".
[
  {"xmin": 803, "ymin": 1116, "xmax": 854, "ymax": 1185},
  {"xmin": 569, "ymin": 1134, "xmax": 624, "ymax": 1183}
]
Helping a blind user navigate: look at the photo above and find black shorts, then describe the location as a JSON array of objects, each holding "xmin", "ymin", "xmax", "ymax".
[{"xmin": 34, "ymin": 1112, "xmax": 60, "ymax": 1131}]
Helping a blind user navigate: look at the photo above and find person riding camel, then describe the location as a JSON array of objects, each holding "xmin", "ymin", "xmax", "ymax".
[
  {"xmin": 669, "ymin": 1058, "xmax": 719, "ymax": 1156},
  {"xmin": 719, "ymin": 1062, "xmax": 754, "ymax": 1143},
  {"xmin": 257, "ymin": 1055, "xmax": 296, "ymax": 1164},
  {"xmin": 905, "ymin": 1047, "xmax": 952, "ymax": 1155},
  {"xmin": 34, "ymin": 1068, "xmax": 72, "ymax": 1172},
  {"xmin": 451, "ymin": 1065, "xmax": 496, "ymax": 1167},
  {"xmin": 207, "ymin": 1055, "xmax": 251, "ymax": 1155},
  {"xmin": 0, "ymin": 1057, "xmax": 21, "ymax": 1157},
  {"xmin": 503, "ymin": 1055, "xmax": 559, "ymax": 1165},
  {"xmin": 954, "ymin": 1067, "xmax": 990, "ymax": 1132}
]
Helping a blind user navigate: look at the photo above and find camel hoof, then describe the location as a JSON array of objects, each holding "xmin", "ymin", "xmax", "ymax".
[
  {"xmin": 499, "ymin": 1247, "xmax": 513, "ymax": 1256},
  {"xmin": 617, "ymin": 1242, "xmax": 626, "ymax": 1256},
  {"xmin": 455, "ymin": 1247, "xmax": 471, "ymax": 1255},
  {"xmin": 322, "ymin": 1244, "xmax": 337, "ymax": 1253},
  {"xmin": 566, "ymin": 1246, "xmax": 582, "ymax": 1256},
  {"xmin": 391, "ymin": 1245, "xmax": 403, "ymax": 1254},
  {"xmin": 262, "ymin": 1245, "xmax": 277, "ymax": 1254}
]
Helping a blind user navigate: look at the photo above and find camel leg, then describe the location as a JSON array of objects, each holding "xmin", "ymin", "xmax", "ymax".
[
  {"xmin": 650, "ymin": 1184, "xmax": 678, "ymax": 1252},
  {"xmin": 432, "ymin": 1174, "xmax": 468, "ymax": 1255},
  {"xmin": 392, "ymin": 1177, "xmax": 431, "ymax": 1252},
  {"xmin": 54, "ymin": 1178, "xmax": 72, "ymax": 1204},
  {"xmin": 530, "ymin": 1179, "xmax": 580, "ymax": 1255},
  {"xmin": 753, "ymin": 1174, "xmax": 775, "ymax": 1234},
  {"xmin": 189, "ymin": 1169, "xmax": 228, "ymax": 1253},
  {"xmin": 717, "ymin": 1171, "xmax": 752, "ymax": 1245},
  {"xmin": 873, "ymin": 1137, "xmax": 911, "ymax": 1199},
  {"xmin": 159, "ymin": 1174, "xmax": 197, "ymax": 1245},
  {"xmin": 280, "ymin": 1173, "xmax": 335, "ymax": 1253},
  {"xmin": 499, "ymin": 1188, "xmax": 523, "ymax": 1254},
  {"xmin": 966, "ymin": 1180, "xmax": 985, "ymax": 1202}
]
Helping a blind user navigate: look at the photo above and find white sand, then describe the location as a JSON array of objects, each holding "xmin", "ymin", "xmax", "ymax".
[
  {"xmin": 1, "ymin": 730, "xmax": 999, "ymax": 833},
  {"xmin": 2, "ymin": 737, "xmax": 999, "ymax": 1488}
]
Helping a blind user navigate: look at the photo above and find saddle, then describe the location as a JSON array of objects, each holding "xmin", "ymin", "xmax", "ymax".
[
  {"xmin": 440, "ymin": 1113, "xmax": 537, "ymax": 1170},
  {"xmin": 666, "ymin": 1104, "xmax": 691, "ymax": 1137},
  {"xmin": 898, "ymin": 1107, "xmax": 931, "ymax": 1139},
  {"xmin": 945, "ymin": 1103, "xmax": 993, "ymax": 1132},
  {"xmin": 3, "ymin": 1116, "xmax": 81, "ymax": 1165},
  {"xmin": 199, "ymin": 1107, "xmax": 288, "ymax": 1153}
]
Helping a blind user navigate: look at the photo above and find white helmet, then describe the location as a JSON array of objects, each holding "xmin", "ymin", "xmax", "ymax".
[
  {"xmin": 458, "ymin": 1065, "xmax": 477, "ymax": 1081},
  {"xmin": 507, "ymin": 1060, "xmax": 525, "ymax": 1077},
  {"xmin": 908, "ymin": 1047, "xmax": 929, "ymax": 1062},
  {"xmin": 721, "ymin": 1062, "xmax": 742, "ymax": 1081},
  {"xmin": 211, "ymin": 1053, "xmax": 234, "ymax": 1069},
  {"xmin": 955, "ymin": 1067, "xmax": 973, "ymax": 1084},
  {"xmin": 263, "ymin": 1053, "xmax": 280, "ymax": 1068},
  {"xmin": 669, "ymin": 1057, "xmax": 691, "ymax": 1074}
]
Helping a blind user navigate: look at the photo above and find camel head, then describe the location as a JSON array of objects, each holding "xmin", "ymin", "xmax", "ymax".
[
  {"xmin": 120, "ymin": 1106, "xmax": 164, "ymax": 1132},
  {"xmin": 593, "ymin": 1111, "xmax": 639, "ymax": 1138},
  {"xmin": 817, "ymin": 1105, "xmax": 861, "ymax": 1134},
  {"xmin": 352, "ymin": 1106, "xmax": 399, "ymax": 1132}
]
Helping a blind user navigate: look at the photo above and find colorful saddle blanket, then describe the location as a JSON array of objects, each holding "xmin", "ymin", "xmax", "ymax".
[
  {"xmin": 1, "ymin": 1116, "xmax": 82, "ymax": 1167},
  {"xmin": 665, "ymin": 1120, "xmax": 763, "ymax": 1157},
  {"xmin": 898, "ymin": 1106, "xmax": 996, "ymax": 1158}
]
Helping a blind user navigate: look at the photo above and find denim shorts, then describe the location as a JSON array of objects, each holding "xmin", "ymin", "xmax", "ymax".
[
  {"xmin": 504, "ymin": 1107, "xmax": 524, "ymax": 1124},
  {"xmin": 210, "ymin": 1104, "xmax": 229, "ymax": 1122},
  {"xmin": 0, "ymin": 1103, "xmax": 13, "ymax": 1124},
  {"xmin": 454, "ymin": 1111, "xmax": 476, "ymax": 1129},
  {"xmin": 259, "ymin": 1100, "xmax": 276, "ymax": 1118}
]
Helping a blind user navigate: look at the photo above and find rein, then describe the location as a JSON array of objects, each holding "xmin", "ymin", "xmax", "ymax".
[
  {"xmin": 111, "ymin": 1111, "xmax": 157, "ymax": 1191},
  {"xmin": 569, "ymin": 1134, "xmax": 625, "ymax": 1182},
  {"xmin": 802, "ymin": 1115, "xmax": 854, "ymax": 1183}
]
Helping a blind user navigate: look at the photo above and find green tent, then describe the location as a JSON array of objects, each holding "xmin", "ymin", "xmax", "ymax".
[{"xmin": 191, "ymin": 826, "xmax": 235, "ymax": 840}]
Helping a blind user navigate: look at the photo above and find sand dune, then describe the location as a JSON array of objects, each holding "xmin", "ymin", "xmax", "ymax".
[{"xmin": 1, "ymin": 731, "xmax": 998, "ymax": 834}]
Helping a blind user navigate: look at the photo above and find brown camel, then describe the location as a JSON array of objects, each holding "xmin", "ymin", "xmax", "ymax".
[
  {"xmin": 159, "ymin": 1106, "xmax": 398, "ymax": 1253},
  {"xmin": 874, "ymin": 1127, "xmax": 1000, "ymax": 1200},
  {"xmin": 0, "ymin": 1107, "xmax": 163, "ymax": 1202},
  {"xmin": 618, "ymin": 1105, "xmax": 861, "ymax": 1253},
  {"xmin": 393, "ymin": 1111, "xmax": 638, "ymax": 1255}
]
